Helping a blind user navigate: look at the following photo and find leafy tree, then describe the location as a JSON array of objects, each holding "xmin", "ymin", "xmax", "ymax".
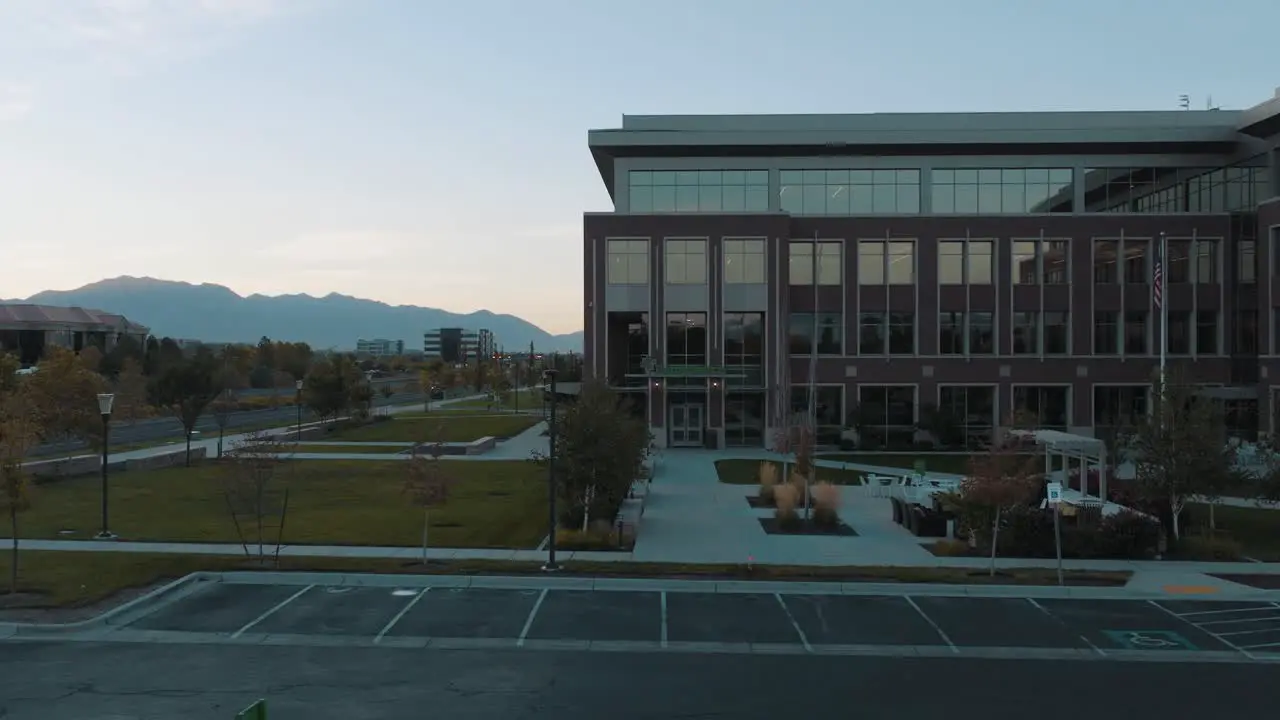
[
  {"xmin": 534, "ymin": 380, "xmax": 651, "ymax": 529},
  {"xmin": 152, "ymin": 355, "xmax": 223, "ymax": 466},
  {"xmin": 219, "ymin": 430, "xmax": 294, "ymax": 565},
  {"xmin": 211, "ymin": 390, "xmax": 237, "ymax": 458},
  {"xmin": 0, "ymin": 383, "xmax": 41, "ymax": 594},
  {"xmin": 379, "ymin": 383, "xmax": 395, "ymax": 415},
  {"xmin": 302, "ymin": 355, "xmax": 364, "ymax": 424},
  {"xmin": 142, "ymin": 336, "xmax": 162, "ymax": 376},
  {"xmin": 255, "ymin": 336, "xmax": 276, "ymax": 369},
  {"xmin": 111, "ymin": 358, "xmax": 152, "ymax": 423},
  {"xmin": 0, "ymin": 353, "xmax": 18, "ymax": 395},
  {"xmin": 1127, "ymin": 369, "xmax": 1232, "ymax": 541},
  {"xmin": 962, "ymin": 431, "xmax": 1042, "ymax": 575},
  {"xmin": 100, "ymin": 334, "xmax": 143, "ymax": 378},
  {"xmin": 275, "ymin": 342, "xmax": 313, "ymax": 381},
  {"xmin": 403, "ymin": 429, "xmax": 453, "ymax": 565},
  {"xmin": 24, "ymin": 347, "xmax": 106, "ymax": 451},
  {"xmin": 156, "ymin": 337, "xmax": 185, "ymax": 369},
  {"xmin": 77, "ymin": 345, "xmax": 104, "ymax": 374}
]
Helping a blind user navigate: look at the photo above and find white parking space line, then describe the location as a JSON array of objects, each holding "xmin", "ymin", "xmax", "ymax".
[
  {"xmin": 1171, "ymin": 606, "xmax": 1277, "ymax": 618},
  {"xmin": 1218, "ymin": 627, "xmax": 1280, "ymax": 637},
  {"xmin": 1248, "ymin": 642, "xmax": 1280, "ymax": 650},
  {"xmin": 516, "ymin": 588, "xmax": 548, "ymax": 648},
  {"xmin": 904, "ymin": 596, "xmax": 958, "ymax": 654},
  {"xmin": 231, "ymin": 585, "xmax": 314, "ymax": 639},
  {"xmin": 774, "ymin": 594, "xmax": 812, "ymax": 653},
  {"xmin": 1025, "ymin": 598, "xmax": 1104, "ymax": 656},
  {"xmin": 1198, "ymin": 616, "xmax": 1280, "ymax": 627},
  {"xmin": 1146, "ymin": 600, "xmax": 1257, "ymax": 661},
  {"xmin": 374, "ymin": 588, "xmax": 430, "ymax": 644},
  {"xmin": 660, "ymin": 592, "xmax": 668, "ymax": 649}
]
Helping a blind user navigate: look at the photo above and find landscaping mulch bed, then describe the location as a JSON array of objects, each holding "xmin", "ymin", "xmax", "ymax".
[
  {"xmin": 1209, "ymin": 573, "xmax": 1280, "ymax": 589},
  {"xmin": 758, "ymin": 517, "xmax": 858, "ymax": 537}
]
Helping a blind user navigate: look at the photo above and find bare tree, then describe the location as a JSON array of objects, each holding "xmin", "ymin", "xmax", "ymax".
[
  {"xmin": 403, "ymin": 428, "xmax": 453, "ymax": 565},
  {"xmin": 963, "ymin": 431, "xmax": 1042, "ymax": 576},
  {"xmin": 211, "ymin": 390, "xmax": 236, "ymax": 459},
  {"xmin": 219, "ymin": 430, "xmax": 295, "ymax": 565}
]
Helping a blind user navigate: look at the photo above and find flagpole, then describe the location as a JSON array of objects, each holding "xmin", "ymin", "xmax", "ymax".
[{"xmin": 1158, "ymin": 231, "xmax": 1167, "ymax": 389}]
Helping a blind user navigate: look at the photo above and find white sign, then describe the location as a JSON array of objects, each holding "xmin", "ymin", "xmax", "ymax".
[{"xmin": 1046, "ymin": 482, "xmax": 1063, "ymax": 505}]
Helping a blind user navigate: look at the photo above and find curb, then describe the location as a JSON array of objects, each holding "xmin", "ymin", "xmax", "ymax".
[{"xmin": 0, "ymin": 571, "xmax": 211, "ymax": 637}]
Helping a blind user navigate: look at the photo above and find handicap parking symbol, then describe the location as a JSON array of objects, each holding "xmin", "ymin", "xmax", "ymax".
[{"xmin": 1102, "ymin": 630, "xmax": 1198, "ymax": 651}]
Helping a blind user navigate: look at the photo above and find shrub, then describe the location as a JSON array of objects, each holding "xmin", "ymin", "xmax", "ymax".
[
  {"xmin": 555, "ymin": 525, "xmax": 625, "ymax": 551},
  {"xmin": 787, "ymin": 471, "xmax": 810, "ymax": 507},
  {"xmin": 758, "ymin": 461, "xmax": 779, "ymax": 503},
  {"xmin": 811, "ymin": 481, "xmax": 840, "ymax": 528},
  {"xmin": 838, "ymin": 437, "xmax": 856, "ymax": 451},
  {"xmin": 774, "ymin": 483, "xmax": 801, "ymax": 530},
  {"xmin": 1175, "ymin": 533, "xmax": 1243, "ymax": 561},
  {"xmin": 932, "ymin": 539, "xmax": 971, "ymax": 557}
]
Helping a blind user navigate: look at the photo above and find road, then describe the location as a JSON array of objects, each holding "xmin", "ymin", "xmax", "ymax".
[{"xmin": 3, "ymin": 576, "xmax": 1278, "ymax": 718}]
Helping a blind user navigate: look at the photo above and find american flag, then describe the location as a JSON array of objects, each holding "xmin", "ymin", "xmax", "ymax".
[{"xmin": 1152, "ymin": 237, "xmax": 1164, "ymax": 309}]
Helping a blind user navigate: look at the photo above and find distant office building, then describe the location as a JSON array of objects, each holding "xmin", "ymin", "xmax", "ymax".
[
  {"xmin": 424, "ymin": 328, "xmax": 494, "ymax": 364},
  {"xmin": 356, "ymin": 338, "xmax": 405, "ymax": 356},
  {"xmin": 0, "ymin": 304, "xmax": 150, "ymax": 366}
]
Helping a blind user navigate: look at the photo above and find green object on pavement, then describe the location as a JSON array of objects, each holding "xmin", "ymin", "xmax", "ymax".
[
  {"xmin": 913, "ymin": 459, "xmax": 927, "ymax": 474},
  {"xmin": 236, "ymin": 699, "xmax": 267, "ymax": 720}
]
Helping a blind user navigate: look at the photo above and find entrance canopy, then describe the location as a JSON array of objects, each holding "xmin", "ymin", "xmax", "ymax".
[{"xmin": 1007, "ymin": 429, "xmax": 1109, "ymax": 501}]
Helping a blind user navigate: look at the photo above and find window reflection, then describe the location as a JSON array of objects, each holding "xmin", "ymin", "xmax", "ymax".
[
  {"xmin": 931, "ymin": 168, "xmax": 1073, "ymax": 213},
  {"xmin": 630, "ymin": 170, "xmax": 769, "ymax": 213},
  {"xmin": 1081, "ymin": 157, "xmax": 1268, "ymax": 214},
  {"xmin": 780, "ymin": 169, "xmax": 920, "ymax": 215}
]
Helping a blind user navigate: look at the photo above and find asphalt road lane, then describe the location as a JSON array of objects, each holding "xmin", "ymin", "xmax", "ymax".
[{"xmin": 1, "ymin": 640, "xmax": 1276, "ymax": 720}]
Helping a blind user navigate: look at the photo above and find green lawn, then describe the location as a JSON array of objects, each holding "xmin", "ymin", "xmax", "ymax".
[
  {"xmin": 715, "ymin": 459, "xmax": 866, "ymax": 485},
  {"xmin": 815, "ymin": 452, "xmax": 1064, "ymax": 474},
  {"xmin": 10, "ymin": 460, "xmax": 546, "ymax": 548},
  {"xmin": 292, "ymin": 444, "xmax": 410, "ymax": 455},
  {"xmin": 1186, "ymin": 502, "xmax": 1280, "ymax": 561},
  {"xmin": 447, "ymin": 389, "xmax": 545, "ymax": 411},
  {"xmin": 327, "ymin": 415, "xmax": 539, "ymax": 443}
]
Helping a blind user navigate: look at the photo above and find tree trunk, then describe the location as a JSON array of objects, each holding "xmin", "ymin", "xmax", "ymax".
[
  {"xmin": 9, "ymin": 506, "xmax": 18, "ymax": 595},
  {"xmin": 185, "ymin": 431, "xmax": 192, "ymax": 467},
  {"xmin": 421, "ymin": 506, "xmax": 430, "ymax": 565},
  {"xmin": 989, "ymin": 508, "xmax": 1001, "ymax": 577},
  {"xmin": 1171, "ymin": 497, "xmax": 1181, "ymax": 541},
  {"xmin": 1209, "ymin": 502, "xmax": 1216, "ymax": 532}
]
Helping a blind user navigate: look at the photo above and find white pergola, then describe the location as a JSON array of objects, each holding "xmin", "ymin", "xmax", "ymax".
[{"xmin": 1007, "ymin": 429, "xmax": 1109, "ymax": 502}]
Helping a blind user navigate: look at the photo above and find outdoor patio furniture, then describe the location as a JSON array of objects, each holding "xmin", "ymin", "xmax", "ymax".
[{"xmin": 890, "ymin": 497, "xmax": 904, "ymax": 524}]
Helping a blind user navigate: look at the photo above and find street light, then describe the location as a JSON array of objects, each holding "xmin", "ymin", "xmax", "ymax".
[
  {"xmin": 543, "ymin": 369, "xmax": 559, "ymax": 572},
  {"xmin": 95, "ymin": 393, "xmax": 117, "ymax": 540},
  {"xmin": 295, "ymin": 379, "xmax": 304, "ymax": 440}
]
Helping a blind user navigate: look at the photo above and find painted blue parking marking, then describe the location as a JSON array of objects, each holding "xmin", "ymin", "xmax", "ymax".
[{"xmin": 1102, "ymin": 630, "xmax": 1198, "ymax": 651}]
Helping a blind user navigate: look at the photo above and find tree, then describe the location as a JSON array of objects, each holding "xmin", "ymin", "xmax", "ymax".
[
  {"xmin": 0, "ymin": 353, "xmax": 18, "ymax": 395},
  {"xmin": 142, "ymin": 336, "xmax": 162, "ymax": 376},
  {"xmin": 962, "ymin": 430, "xmax": 1042, "ymax": 576},
  {"xmin": 534, "ymin": 380, "xmax": 650, "ymax": 529},
  {"xmin": 156, "ymin": 337, "xmax": 184, "ymax": 369},
  {"xmin": 152, "ymin": 355, "xmax": 222, "ymax": 466},
  {"xmin": 112, "ymin": 358, "xmax": 152, "ymax": 423},
  {"xmin": 0, "ymin": 383, "xmax": 41, "ymax": 594},
  {"xmin": 77, "ymin": 345, "xmax": 103, "ymax": 374},
  {"xmin": 100, "ymin": 334, "xmax": 143, "ymax": 378},
  {"xmin": 302, "ymin": 355, "xmax": 364, "ymax": 424},
  {"xmin": 24, "ymin": 347, "xmax": 106, "ymax": 452},
  {"xmin": 379, "ymin": 383, "xmax": 395, "ymax": 415},
  {"xmin": 211, "ymin": 390, "xmax": 237, "ymax": 458},
  {"xmin": 1128, "ymin": 369, "xmax": 1233, "ymax": 542},
  {"xmin": 403, "ymin": 429, "xmax": 453, "ymax": 564},
  {"xmin": 219, "ymin": 430, "xmax": 294, "ymax": 565}
]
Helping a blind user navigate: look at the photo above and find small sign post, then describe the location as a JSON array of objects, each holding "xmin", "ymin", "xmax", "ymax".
[{"xmin": 1046, "ymin": 482, "xmax": 1065, "ymax": 587}]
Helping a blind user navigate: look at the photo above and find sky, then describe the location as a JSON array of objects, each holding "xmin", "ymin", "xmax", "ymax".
[{"xmin": 1, "ymin": 0, "xmax": 1278, "ymax": 335}]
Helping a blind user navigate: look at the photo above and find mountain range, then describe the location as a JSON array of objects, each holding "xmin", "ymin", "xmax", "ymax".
[{"xmin": 5, "ymin": 277, "xmax": 583, "ymax": 352}]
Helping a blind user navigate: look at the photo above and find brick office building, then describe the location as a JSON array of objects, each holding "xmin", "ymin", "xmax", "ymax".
[{"xmin": 583, "ymin": 91, "xmax": 1280, "ymax": 449}]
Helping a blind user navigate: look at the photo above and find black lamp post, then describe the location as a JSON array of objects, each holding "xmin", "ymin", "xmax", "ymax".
[
  {"xmin": 543, "ymin": 369, "xmax": 559, "ymax": 571},
  {"xmin": 95, "ymin": 393, "xmax": 117, "ymax": 540},
  {"xmin": 295, "ymin": 379, "xmax": 304, "ymax": 440}
]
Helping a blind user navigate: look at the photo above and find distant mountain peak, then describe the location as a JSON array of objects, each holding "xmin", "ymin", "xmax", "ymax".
[{"xmin": 11, "ymin": 277, "xmax": 582, "ymax": 351}]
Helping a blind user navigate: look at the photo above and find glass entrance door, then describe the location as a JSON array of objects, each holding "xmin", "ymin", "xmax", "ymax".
[
  {"xmin": 669, "ymin": 404, "xmax": 704, "ymax": 447},
  {"xmin": 670, "ymin": 405, "xmax": 687, "ymax": 446}
]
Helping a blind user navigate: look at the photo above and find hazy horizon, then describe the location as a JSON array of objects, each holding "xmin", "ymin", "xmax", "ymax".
[{"xmin": 2, "ymin": 0, "xmax": 1277, "ymax": 335}]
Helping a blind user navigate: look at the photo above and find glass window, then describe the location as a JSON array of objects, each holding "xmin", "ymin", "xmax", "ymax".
[
  {"xmin": 1123, "ymin": 239, "xmax": 1149, "ymax": 284},
  {"xmin": 858, "ymin": 312, "xmax": 884, "ymax": 354},
  {"xmin": 631, "ymin": 170, "xmax": 768, "ymax": 213},
  {"xmin": 1013, "ymin": 312, "xmax": 1038, "ymax": 354},
  {"xmin": 858, "ymin": 241, "xmax": 885, "ymax": 284},
  {"xmin": 1044, "ymin": 312, "xmax": 1069, "ymax": 354},
  {"xmin": 1012, "ymin": 241, "xmax": 1037, "ymax": 285},
  {"xmin": 1195, "ymin": 310, "xmax": 1218, "ymax": 355},
  {"xmin": 789, "ymin": 386, "xmax": 845, "ymax": 446},
  {"xmin": 723, "ymin": 312, "xmax": 764, "ymax": 387},
  {"xmin": 664, "ymin": 239, "xmax": 706, "ymax": 284},
  {"xmin": 1093, "ymin": 311, "xmax": 1118, "ymax": 354},
  {"xmin": 1166, "ymin": 240, "xmax": 1190, "ymax": 284},
  {"xmin": 888, "ymin": 313, "xmax": 914, "ymax": 354},
  {"xmin": 1093, "ymin": 240, "xmax": 1118, "ymax": 284},
  {"xmin": 1013, "ymin": 386, "xmax": 1069, "ymax": 430},
  {"xmin": 1013, "ymin": 240, "xmax": 1070, "ymax": 284},
  {"xmin": 1234, "ymin": 310, "xmax": 1258, "ymax": 354},
  {"xmin": 1124, "ymin": 311, "xmax": 1147, "ymax": 354},
  {"xmin": 723, "ymin": 239, "xmax": 766, "ymax": 284},
  {"xmin": 1167, "ymin": 311, "xmax": 1191, "ymax": 354},
  {"xmin": 968, "ymin": 240, "xmax": 994, "ymax": 284},
  {"xmin": 939, "ymin": 385, "xmax": 996, "ymax": 448},
  {"xmin": 857, "ymin": 386, "xmax": 917, "ymax": 450},
  {"xmin": 606, "ymin": 239, "xmax": 648, "ymax": 285},
  {"xmin": 888, "ymin": 241, "xmax": 915, "ymax": 284},
  {"xmin": 781, "ymin": 168, "xmax": 920, "ymax": 215},
  {"xmin": 788, "ymin": 241, "xmax": 842, "ymax": 286},
  {"xmin": 931, "ymin": 168, "xmax": 1074, "ymax": 213},
  {"xmin": 1093, "ymin": 386, "xmax": 1149, "ymax": 429},
  {"xmin": 1083, "ymin": 159, "xmax": 1267, "ymax": 214},
  {"xmin": 938, "ymin": 241, "xmax": 965, "ymax": 285},
  {"xmin": 1194, "ymin": 239, "xmax": 1218, "ymax": 284},
  {"xmin": 939, "ymin": 312, "xmax": 964, "ymax": 355},
  {"xmin": 968, "ymin": 312, "xmax": 994, "ymax": 354},
  {"xmin": 789, "ymin": 313, "xmax": 842, "ymax": 355},
  {"xmin": 665, "ymin": 312, "xmax": 707, "ymax": 366},
  {"xmin": 1238, "ymin": 240, "xmax": 1256, "ymax": 283},
  {"xmin": 857, "ymin": 312, "xmax": 913, "ymax": 355}
]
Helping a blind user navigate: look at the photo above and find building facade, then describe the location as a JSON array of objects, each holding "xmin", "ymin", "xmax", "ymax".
[
  {"xmin": 356, "ymin": 338, "xmax": 405, "ymax": 357},
  {"xmin": 0, "ymin": 304, "xmax": 151, "ymax": 366},
  {"xmin": 583, "ymin": 91, "xmax": 1280, "ymax": 450},
  {"xmin": 423, "ymin": 328, "xmax": 494, "ymax": 364}
]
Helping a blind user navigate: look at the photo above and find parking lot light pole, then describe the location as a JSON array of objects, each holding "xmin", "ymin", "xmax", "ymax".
[
  {"xmin": 295, "ymin": 379, "xmax": 304, "ymax": 440},
  {"xmin": 543, "ymin": 369, "xmax": 560, "ymax": 572},
  {"xmin": 95, "ymin": 393, "xmax": 117, "ymax": 540}
]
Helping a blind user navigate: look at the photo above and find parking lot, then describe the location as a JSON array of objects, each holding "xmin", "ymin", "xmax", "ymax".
[{"xmin": 102, "ymin": 578, "xmax": 1280, "ymax": 662}]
